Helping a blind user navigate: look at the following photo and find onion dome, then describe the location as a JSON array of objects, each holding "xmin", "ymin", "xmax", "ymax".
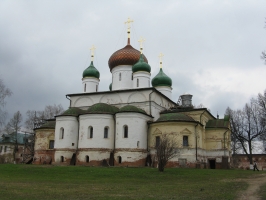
[
  {"xmin": 82, "ymin": 61, "xmax": 100, "ymax": 79},
  {"xmin": 108, "ymin": 44, "xmax": 148, "ymax": 71},
  {"xmin": 119, "ymin": 105, "xmax": 146, "ymax": 114},
  {"xmin": 132, "ymin": 54, "xmax": 151, "ymax": 73},
  {"xmin": 87, "ymin": 103, "xmax": 119, "ymax": 114},
  {"xmin": 151, "ymin": 68, "xmax": 172, "ymax": 87},
  {"xmin": 61, "ymin": 107, "xmax": 85, "ymax": 116},
  {"xmin": 109, "ymin": 83, "xmax": 112, "ymax": 91},
  {"xmin": 156, "ymin": 113, "xmax": 195, "ymax": 122}
]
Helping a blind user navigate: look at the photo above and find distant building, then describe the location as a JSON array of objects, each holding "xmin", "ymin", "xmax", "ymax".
[{"xmin": 33, "ymin": 20, "xmax": 231, "ymax": 169}]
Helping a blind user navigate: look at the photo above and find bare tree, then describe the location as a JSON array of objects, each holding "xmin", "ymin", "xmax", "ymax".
[
  {"xmin": 0, "ymin": 78, "xmax": 12, "ymax": 128},
  {"xmin": 5, "ymin": 111, "xmax": 22, "ymax": 163},
  {"xmin": 155, "ymin": 133, "xmax": 179, "ymax": 172},
  {"xmin": 25, "ymin": 104, "xmax": 64, "ymax": 130},
  {"xmin": 227, "ymin": 101, "xmax": 266, "ymax": 165}
]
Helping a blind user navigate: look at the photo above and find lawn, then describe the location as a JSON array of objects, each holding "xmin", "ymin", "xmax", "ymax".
[{"xmin": 0, "ymin": 164, "xmax": 260, "ymax": 200}]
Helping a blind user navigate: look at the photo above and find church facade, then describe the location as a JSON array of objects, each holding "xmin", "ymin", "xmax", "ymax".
[{"xmin": 33, "ymin": 21, "xmax": 231, "ymax": 169}]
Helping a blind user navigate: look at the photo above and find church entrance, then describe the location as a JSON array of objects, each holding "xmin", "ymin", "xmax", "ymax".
[{"xmin": 209, "ymin": 159, "xmax": 216, "ymax": 169}]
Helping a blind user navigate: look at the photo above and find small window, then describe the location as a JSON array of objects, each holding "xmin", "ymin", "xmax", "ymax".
[
  {"xmin": 118, "ymin": 156, "xmax": 122, "ymax": 164},
  {"xmin": 72, "ymin": 143, "xmax": 74, "ymax": 146},
  {"xmin": 119, "ymin": 73, "xmax": 121, "ymax": 81},
  {"xmin": 84, "ymin": 84, "xmax": 86, "ymax": 92},
  {"xmin": 4, "ymin": 146, "xmax": 7, "ymax": 152},
  {"xmin": 183, "ymin": 136, "xmax": 188, "ymax": 147},
  {"xmin": 86, "ymin": 155, "xmax": 89, "ymax": 163},
  {"xmin": 96, "ymin": 85, "xmax": 98, "ymax": 92},
  {"xmin": 137, "ymin": 79, "xmax": 139, "ymax": 87},
  {"xmin": 88, "ymin": 127, "xmax": 93, "ymax": 139},
  {"xmin": 61, "ymin": 156, "xmax": 64, "ymax": 162},
  {"xmin": 137, "ymin": 141, "xmax": 139, "ymax": 148},
  {"xmin": 131, "ymin": 73, "xmax": 133, "ymax": 80},
  {"xmin": 124, "ymin": 125, "xmax": 128, "ymax": 138},
  {"xmin": 49, "ymin": 140, "xmax": 54, "ymax": 149},
  {"xmin": 155, "ymin": 136, "xmax": 160, "ymax": 148},
  {"xmin": 60, "ymin": 127, "xmax": 64, "ymax": 139},
  {"xmin": 0, "ymin": 146, "xmax": 2, "ymax": 153},
  {"xmin": 104, "ymin": 127, "xmax": 109, "ymax": 138}
]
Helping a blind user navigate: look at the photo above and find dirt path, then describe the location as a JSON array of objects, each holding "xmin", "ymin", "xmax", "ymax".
[{"xmin": 237, "ymin": 173, "xmax": 266, "ymax": 200}]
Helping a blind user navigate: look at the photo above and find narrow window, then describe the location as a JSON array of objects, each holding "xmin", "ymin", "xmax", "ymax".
[
  {"xmin": 104, "ymin": 127, "xmax": 108, "ymax": 138},
  {"xmin": 60, "ymin": 128, "xmax": 64, "ymax": 139},
  {"xmin": 124, "ymin": 125, "xmax": 128, "ymax": 138},
  {"xmin": 119, "ymin": 73, "xmax": 121, "ymax": 81},
  {"xmin": 0, "ymin": 146, "xmax": 2, "ymax": 153},
  {"xmin": 86, "ymin": 155, "xmax": 89, "ymax": 163},
  {"xmin": 84, "ymin": 84, "xmax": 86, "ymax": 92},
  {"xmin": 61, "ymin": 156, "xmax": 64, "ymax": 162},
  {"xmin": 137, "ymin": 79, "xmax": 139, "ymax": 87},
  {"xmin": 183, "ymin": 136, "xmax": 189, "ymax": 147},
  {"xmin": 131, "ymin": 73, "xmax": 133, "ymax": 80},
  {"xmin": 155, "ymin": 136, "xmax": 160, "ymax": 148},
  {"xmin": 96, "ymin": 85, "xmax": 98, "ymax": 92},
  {"xmin": 49, "ymin": 140, "xmax": 54, "ymax": 149},
  {"xmin": 118, "ymin": 156, "xmax": 122, "ymax": 164},
  {"xmin": 88, "ymin": 127, "xmax": 93, "ymax": 138},
  {"xmin": 4, "ymin": 146, "xmax": 7, "ymax": 152},
  {"xmin": 72, "ymin": 143, "xmax": 74, "ymax": 146},
  {"xmin": 137, "ymin": 141, "xmax": 139, "ymax": 148}
]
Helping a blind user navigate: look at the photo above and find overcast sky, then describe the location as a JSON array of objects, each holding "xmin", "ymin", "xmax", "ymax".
[{"xmin": 0, "ymin": 0, "xmax": 266, "ymax": 124}]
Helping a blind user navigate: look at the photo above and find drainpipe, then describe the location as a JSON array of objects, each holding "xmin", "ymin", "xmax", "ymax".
[
  {"xmin": 66, "ymin": 95, "xmax": 71, "ymax": 107},
  {"xmin": 149, "ymin": 90, "xmax": 155, "ymax": 116},
  {"xmin": 195, "ymin": 123, "xmax": 199, "ymax": 161}
]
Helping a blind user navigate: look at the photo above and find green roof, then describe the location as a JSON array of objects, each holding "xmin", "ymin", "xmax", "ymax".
[
  {"xmin": 83, "ymin": 61, "xmax": 100, "ymax": 79},
  {"xmin": 119, "ymin": 105, "xmax": 146, "ymax": 114},
  {"xmin": 151, "ymin": 68, "xmax": 172, "ymax": 87},
  {"xmin": 38, "ymin": 120, "xmax": 56, "ymax": 129},
  {"xmin": 132, "ymin": 54, "xmax": 151, "ymax": 73},
  {"xmin": 0, "ymin": 132, "xmax": 30, "ymax": 145},
  {"xmin": 87, "ymin": 103, "xmax": 119, "ymax": 114},
  {"xmin": 206, "ymin": 116, "xmax": 230, "ymax": 128},
  {"xmin": 62, "ymin": 107, "xmax": 85, "ymax": 116},
  {"xmin": 156, "ymin": 113, "xmax": 195, "ymax": 122}
]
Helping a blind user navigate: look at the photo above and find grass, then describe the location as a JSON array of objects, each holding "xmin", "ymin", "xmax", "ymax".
[{"xmin": 0, "ymin": 164, "xmax": 261, "ymax": 200}]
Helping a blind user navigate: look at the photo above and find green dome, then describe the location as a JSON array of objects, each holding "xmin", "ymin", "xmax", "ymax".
[
  {"xmin": 109, "ymin": 83, "xmax": 112, "ymax": 91},
  {"xmin": 132, "ymin": 54, "xmax": 151, "ymax": 73},
  {"xmin": 62, "ymin": 107, "xmax": 85, "ymax": 116},
  {"xmin": 156, "ymin": 113, "xmax": 195, "ymax": 122},
  {"xmin": 87, "ymin": 103, "xmax": 119, "ymax": 114},
  {"xmin": 83, "ymin": 61, "xmax": 100, "ymax": 79},
  {"xmin": 151, "ymin": 68, "xmax": 172, "ymax": 87},
  {"xmin": 119, "ymin": 105, "xmax": 146, "ymax": 114}
]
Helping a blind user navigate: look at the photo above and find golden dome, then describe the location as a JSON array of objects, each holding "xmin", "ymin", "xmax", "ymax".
[{"xmin": 108, "ymin": 44, "xmax": 148, "ymax": 71}]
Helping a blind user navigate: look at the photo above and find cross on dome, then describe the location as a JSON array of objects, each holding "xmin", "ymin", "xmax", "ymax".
[
  {"xmin": 158, "ymin": 53, "xmax": 164, "ymax": 68},
  {"xmin": 90, "ymin": 45, "xmax": 96, "ymax": 61},
  {"xmin": 138, "ymin": 37, "xmax": 145, "ymax": 54},
  {"xmin": 125, "ymin": 17, "xmax": 133, "ymax": 44}
]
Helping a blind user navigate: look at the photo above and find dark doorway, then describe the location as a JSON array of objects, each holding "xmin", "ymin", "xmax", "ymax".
[
  {"xmin": 70, "ymin": 153, "xmax": 76, "ymax": 165},
  {"xmin": 209, "ymin": 159, "xmax": 216, "ymax": 169}
]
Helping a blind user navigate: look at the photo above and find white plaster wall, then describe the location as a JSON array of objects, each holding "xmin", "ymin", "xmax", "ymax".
[
  {"xmin": 77, "ymin": 150, "xmax": 111, "ymax": 162},
  {"xmin": 115, "ymin": 113, "xmax": 151, "ymax": 149},
  {"xmin": 114, "ymin": 151, "xmax": 147, "ymax": 163},
  {"xmin": 133, "ymin": 72, "xmax": 150, "ymax": 89},
  {"xmin": 54, "ymin": 150, "xmax": 75, "ymax": 163},
  {"xmin": 79, "ymin": 114, "xmax": 114, "ymax": 149},
  {"xmin": 111, "ymin": 65, "xmax": 133, "ymax": 90},
  {"xmin": 155, "ymin": 86, "xmax": 172, "ymax": 100},
  {"xmin": 82, "ymin": 77, "xmax": 99, "ymax": 93},
  {"xmin": 54, "ymin": 116, "xmax": 79, "ymax": 149}
]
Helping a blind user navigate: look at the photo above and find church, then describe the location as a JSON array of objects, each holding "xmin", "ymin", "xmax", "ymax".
[{"xmin": 33, "ymin": 19, "xmax": 231, "ymax": 169}]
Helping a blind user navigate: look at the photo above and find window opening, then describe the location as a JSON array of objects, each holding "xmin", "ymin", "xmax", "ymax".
[
  {"xmin": 49, "ymin": 140, "xmax": 54, "ymax": 149},
  {"xmin": 104, "ymin": 127, "xmax": 108, "ymax": 138},
  {"xmin": 137, "ymin": 141, "xmax": 139, "ymax": 148},
  {"xmin": 89, "ymin": 127, "xmax": 93, "ymax": 138},
  {"xmin": 86, "ymin": 155, "xmax": 89, "ymax": 163},
  {"xmin": 124, "ymin": 125, "xmax": 128, "ymax": 138},
  {"xmin": 183, "ymin": 136, "xmax": 188, "ymax": 147},
  {"xmin": 60, "ymin": 128, "xmax": 64, "ymax": 139},
  {"xmin": 0, "ymin": 146, "xmax": 2, "ymax": 153},
  {"xmin": 119, "ymin": 73, "xmax": 121, "ymax": 81},
  {"xmin": 155, "ymin": 136, "xmax": 160, "ymax": 148},
  {"xmin": 84, "ymin": 84, "xmax": 86, "ymax": 92},
  {"xmin": 118, "ymin": 156, "xmax": 122, "ymax": 163},
  {"xmin": 4, "ymin": 146, "xmax": 7, "ymax": 152},
  {"xmin": 96, "ymin": 85, "xmax": 98, "ymax": 92},
  {"xmin": 61, "ymin": 156, "xmax": 64, "ymax": 162},
  {"xmin": 72, "ymin": 143, "xmax": 74, "ymax": 146},
  {"xmin": 137, "ymin": 79, "xmax": 139, "ymax": 87}
]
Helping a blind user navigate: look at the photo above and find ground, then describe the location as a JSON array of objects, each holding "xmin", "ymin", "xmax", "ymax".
[{"xmin": 237, "ymin": 173, "xmax": 266, "ymax": 200}]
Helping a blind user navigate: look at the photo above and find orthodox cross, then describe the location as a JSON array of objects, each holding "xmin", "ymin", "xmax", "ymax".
[
  {"xmin": 125, "ymin": 18, "xmax": 134, "ymax": 39},
  {"xmin": 90, "ymin": 45, "xmax": 96, "ymax": 61},
  {"xmin": 158, "ymin": 53, "xmax": 164, "ymax": 68},
  {"xmin": 138, "ymin": 37, "xmax": 145, "ymax": 54}
]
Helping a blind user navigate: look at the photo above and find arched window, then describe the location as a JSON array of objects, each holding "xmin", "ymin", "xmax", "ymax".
[
  {"xmin": 119, "ymin": 73, "xmax": 121, "ymax": 81},
  {"xmin": 137, "ymin": 79, "xmax": 139, "ymax": 87},
  {"xmin": 60, "ymin": 156, "xmax": 64, "ymax": 162},
  {"xmin": 104, "ymin": 127, "xmax": 109, "ymax": 138},
  {"xmin": 84, "ymin": 84, "xmax": 86, "ymax": 92},
  {"xmin": 86, "ymin": 155, "xmax": 89, "ymax": 163},
  {"xmin": 96, "ymin": 85, "xmax": 98, "ymax": 92},
  {"xmin": 88, "ymin": 126, "xmax": 93, "ymax": 139},
  {"xmin": 118, "ymin": 156, "xmax": 122, "ymax": 164},
  {"xmin": 60, "ymin": 128, "xmax": 64, "ymax": 139},
  {"xmin": 124, "ymin": 125, "xmax": 128, "ymax": 138}
]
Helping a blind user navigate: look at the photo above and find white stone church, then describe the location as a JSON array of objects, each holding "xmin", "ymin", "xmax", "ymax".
[{"xmin": 34, "ymin": 20, "xmax": 231, "ymax": 169}]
